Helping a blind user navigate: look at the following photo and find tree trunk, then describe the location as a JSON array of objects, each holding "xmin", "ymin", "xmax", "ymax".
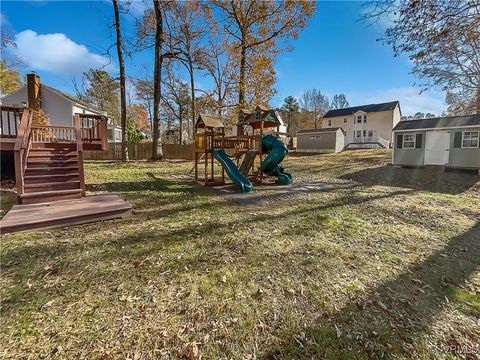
[
  {"xmin": 238, "ymin": 43, "xmax": 246, "ymax": 108},
  {"xmin": 113, "ymin": 0, "xmax": 128, "ymax": 161},
  {"xmin": 188, "ymin": 61, "xmax": 196, "ymax": 140},
  {"xmin": 179, "ymin": 106, "xmax": 183, "ymax": 144},
  {"xmin": 152, "ymin": 0, "xmax": 163, "ymax": 160}
]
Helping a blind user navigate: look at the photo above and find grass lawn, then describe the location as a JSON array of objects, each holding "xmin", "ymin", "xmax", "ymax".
[{"xmin": 1, "ymin": 150, "xmax": 479, "ymax": 359}]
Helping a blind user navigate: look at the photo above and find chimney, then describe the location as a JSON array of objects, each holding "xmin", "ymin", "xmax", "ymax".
[{"xmin": 26, "ymin": 73, "xmax": 41, "ymax": 111}]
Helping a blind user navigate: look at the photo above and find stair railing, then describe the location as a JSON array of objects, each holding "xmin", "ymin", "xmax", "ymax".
[
  {"xmin": 13, "ymin": 109, "xmax": 33, "ymax": 202},
  {"xmin": 77, "ymin": 114, "xmax": 108, "ymax": 150},
  {"xmin": 74, "ymin": 114, "xmax": 86, "ymax": 196}
]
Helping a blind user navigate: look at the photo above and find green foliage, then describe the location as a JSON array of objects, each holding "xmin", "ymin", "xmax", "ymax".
[
  {"xmin": 81, "ymin": 69, "xmax": 120, "ymax": 123},
  {"xmin": 0, "ymin": 60, "xmax": 23, "ymax": 96},
  {"xmin": 126, "ymin": 117, "xmax": 141, "ymax": 144}
]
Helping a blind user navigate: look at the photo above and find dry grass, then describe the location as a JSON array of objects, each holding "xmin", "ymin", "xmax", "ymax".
[{"xmin": 1, "ymin": 150, "xmax": 479, "ymax": 359}]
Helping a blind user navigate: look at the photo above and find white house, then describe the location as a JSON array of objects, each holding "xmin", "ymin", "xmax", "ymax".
[
  {"xmin": 320, "ymin": 101, "xmax": 402, "ymax": 149},
  {"xmin": 1, "ymin": 74, "xmax": 122, "ymax": 143}
]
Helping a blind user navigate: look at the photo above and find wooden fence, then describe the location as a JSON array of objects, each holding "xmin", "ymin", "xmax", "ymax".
[{"xmin": 84, "ymin": 143, "xmax": 195, "ymax": 161}]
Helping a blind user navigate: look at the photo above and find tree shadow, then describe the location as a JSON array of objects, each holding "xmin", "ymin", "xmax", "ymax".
[
  {"xmin": 340, "ymin": 165, "xmax": 479, "ymax": 194},
  {"xmin": 268, "ymin": 221, "xmax": 480, "ymax": 359}
]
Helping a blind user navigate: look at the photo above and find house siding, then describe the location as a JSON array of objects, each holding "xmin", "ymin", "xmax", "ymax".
[
  {"xmin": 393, "ymin": 128, "xmax": 480, "ymax": 169},
  {"xmin": 297, "ymin": 130, "xmax": 344, "ymax": 153},
  {"xmin": 393, "ymin": 130, "xmax": 426, "ymax": 166},
  {"xmin": 449, "ymin": 128, "xmax": 480, "ymax": 168}
]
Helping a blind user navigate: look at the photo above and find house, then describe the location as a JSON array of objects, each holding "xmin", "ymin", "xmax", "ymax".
[
  {"xmin": 296, "ymin": 127, "xmax": 345, "ymax": 153},
  {"xmin": 1, "ymin": 74, "xmax": 122, "ymax": 143},
  {"xmin": 321, "ymin": 101, "xmax": 401, "ymax": 149},
  {"xmin": 392, "ymin": 114, "xmax": 480, "ymax": 173},
  {"xmin": 233, "ymin": 105, "xmax": 288, "ymax": 142}
]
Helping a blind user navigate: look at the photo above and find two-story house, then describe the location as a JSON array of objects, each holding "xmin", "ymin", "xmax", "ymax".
[{"xmin": 321, "ymin": 101, "xmax": 402, "ymax": 149}]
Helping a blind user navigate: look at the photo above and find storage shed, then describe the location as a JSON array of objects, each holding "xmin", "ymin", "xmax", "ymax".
[
  {"xmin": 392, "ymin": 115, "xmax": 480, "ymax": 172},
  {"xmin": 296, "ymin": 127, "xmax": 345, "ymax": 153}
]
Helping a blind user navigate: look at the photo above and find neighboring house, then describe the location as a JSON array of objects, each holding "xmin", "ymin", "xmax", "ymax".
[
  {"xmin": 1, "ymin": 74, "xmax": 122, "ymax": 143},
  {"xmin": 392, "ymin": 115, "xmax": 480, "ymax": 173},
  {"xmin": 321, "ymin": 101, "xmax": 401, "ymax": 149},
  {"xmin": 296, "ymin": 127, "xmax": 345, "ymax": 153}
]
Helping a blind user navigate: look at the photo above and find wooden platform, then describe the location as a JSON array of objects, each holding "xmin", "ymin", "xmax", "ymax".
[{"xmin": 0, "ymin": 194, "xmax": 132, "ymax": 234}]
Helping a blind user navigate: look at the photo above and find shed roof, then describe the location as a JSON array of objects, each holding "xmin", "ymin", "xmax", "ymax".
[
  {"xmin": 195, "ymin": 114, "xmax": 224, "ymax": 128},
  {"xmin": 323, "ymin": 101, "xmax": 399, "ymax": 118},
  {"xmin": 393, "ymin": 114, "xmax": 480, "ymax": 131},
  {"xmin": 297, "ymin": 127, "xmax": 343, "ymax": 134}
]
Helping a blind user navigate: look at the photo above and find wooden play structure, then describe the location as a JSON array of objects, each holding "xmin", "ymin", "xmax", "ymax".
[{"xmin": 193, "ymin": 106, "xmax": 291, "ymax": 192}]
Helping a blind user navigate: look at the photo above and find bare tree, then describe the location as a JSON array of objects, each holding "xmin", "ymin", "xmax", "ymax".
[
  {"xmin": 362, "ymin": 0, "xmax": 480, "ymax": 114},
  {"xmin": 300, "ymin": 89, "xmax": 330, "ymax": 128}
]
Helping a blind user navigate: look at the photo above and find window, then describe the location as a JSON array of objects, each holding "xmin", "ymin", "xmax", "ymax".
[
  {"xmin": 368, "ymin": 130, "xmax": 373, "ymax": 137},
  {"xmin": 403, "ymin": 134, "xmax": 416, "ymax": 149},
  {"xmin": 462, "ymin": 131, "xmax": 479, "ymax": 148},
  {"xmin": 356, "ymin": 130, "xmax": 361, "ymax": 138},
  {"xmin": 363, "ymin": 130, "xmax": 367, "ymax": 137},
  {"xmin": 363, "ymin": 115, "xmax": 367, "ymax": 123},
  {"xmin": 255, "ymin": 112, "xmax": 261, "ymax": 120},
  {"xmin": 344, "ymin": 118, "xmax": 347, "ymax": 123},
  {"xmin": 357, "ymin": 115, "xmax": 362, "ymax": 123},
  {"xmin": 310, "ymin": 135, "xmax": 320, "ymax": 139},
  {"xmin": 328, "ymin": 119, "xmax": 332, "ymax": 126}
]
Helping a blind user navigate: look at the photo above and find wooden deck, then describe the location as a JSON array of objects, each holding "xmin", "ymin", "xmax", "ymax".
[{"xmin": 0, "ymin": 194, "xmax": 132, "ymax": 234}]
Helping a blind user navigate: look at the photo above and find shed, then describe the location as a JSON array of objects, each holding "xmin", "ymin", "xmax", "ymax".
[
  {"xmin": 296, "ymin": 127, "xmax": 346, "ymax": 153},
  {"xmin": 392, "ymin": 115, "xmax": 480, "ymax": 172}
]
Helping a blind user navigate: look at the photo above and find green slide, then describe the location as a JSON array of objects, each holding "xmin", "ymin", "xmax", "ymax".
[
  {"xmin": 261, "ymin": 135, "xmax": 293, "ymax": 185},
  {"xmin": 212, "ymin": 149, "xmax": 254, "ymax": 193}
]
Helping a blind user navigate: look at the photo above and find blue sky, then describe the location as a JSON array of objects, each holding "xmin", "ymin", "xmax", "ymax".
[{"xmin": 1, "ymin": 1, "xmax": 446, "ymax": 116}]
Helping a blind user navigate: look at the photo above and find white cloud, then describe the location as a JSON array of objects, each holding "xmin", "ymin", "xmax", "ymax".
[
  {"xmin": 10, "ymin": 30, "xmax": 113, "ymax": 75},
  {"xmin": 348, "ymin": 87, "xmax": 446, "ymax": 116}
]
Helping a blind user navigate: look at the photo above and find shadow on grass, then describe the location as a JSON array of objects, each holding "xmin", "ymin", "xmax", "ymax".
[
  {"xmin": 268, "ymin": 221, "xmax": 480, "ymax": 359},
  {"xmin": 340, "ymin": 165, "xmax": 479, "ymax": 194}
]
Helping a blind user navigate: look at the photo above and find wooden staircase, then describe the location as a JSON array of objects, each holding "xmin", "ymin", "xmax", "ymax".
[
  {"xmin": 20, "ymin": 144, "xmax": 84, "ymax": 204},
  {"xmin": 13, "ymin": 110, "xmax": 106, "ymax": 205}
]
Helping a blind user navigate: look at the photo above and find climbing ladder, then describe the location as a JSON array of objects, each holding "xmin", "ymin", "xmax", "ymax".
[{"xmin": 238, "ymin": 150, "xmax": 258, "ymax": 176}]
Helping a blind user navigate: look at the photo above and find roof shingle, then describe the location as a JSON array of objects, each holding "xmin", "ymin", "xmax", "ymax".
[
  {"xmin": 393, "ymin": 114, "xmax": 480, "ymax": 131},
  {"xmin": 323, "ymin": 101, "xmax": 399, "ymax": 118}
]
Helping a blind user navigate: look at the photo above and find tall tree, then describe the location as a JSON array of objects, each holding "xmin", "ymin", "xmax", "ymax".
[
  {"xmin": 300, "ymin": 89, "xmax": 330, "ymax": 128},
  {"xmin": 82, "ymin": 69, "xmax": 120, "ymax": 122},
  {"xmin": 112, "ymin": 0, "xmax": 128, "ymax": 161},
  {"xmin": 362, "ymin": 1, "xmax": 480, "ymax": 114},
  {"xmin": 171, "ymin": 1, "xmax": 206, "ymax": 139},
  {"xmin": 282, "ymin": 95, "xmax": 300, "ymax": 136},
  {"xmin": 331, "ymin": 94, "xmax": 349, "ymax": 109},
  {"xmin": 211, "ymin": 1, "xmax": 315, "ymax": 109}
]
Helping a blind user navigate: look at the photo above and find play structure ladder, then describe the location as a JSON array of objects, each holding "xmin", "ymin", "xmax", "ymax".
[{"xmin": 238, "ymin": 150, "xmax": 258, "ymax": 176}]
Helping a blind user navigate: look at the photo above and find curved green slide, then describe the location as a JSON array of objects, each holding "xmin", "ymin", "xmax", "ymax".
[
  {"xmin": 261, "ymin": 135, "xmax": 293, "ymax": 185},
  {"xmin": 212, "ymin": 149, "xmax": 254, "ymax": 193}
]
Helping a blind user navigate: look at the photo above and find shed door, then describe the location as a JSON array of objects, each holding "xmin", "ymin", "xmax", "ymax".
[{"xmin": 425, "ymin": 130, "xmax": 450, "ymax": 165}]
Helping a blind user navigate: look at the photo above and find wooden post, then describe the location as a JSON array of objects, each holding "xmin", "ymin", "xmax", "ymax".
[
  {"xmin": 259, "ymin": 121, "xmax": 264, "ymax": 184},
  {"xmin": 74, "ymin": 114, "xmax": 86, "ymax": 196},
  {"xmin": 100, "ymin": 117, "xmax": 108, "ymax": 150}
]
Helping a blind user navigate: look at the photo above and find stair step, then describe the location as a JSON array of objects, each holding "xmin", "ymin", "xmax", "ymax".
[
  {"xmin": 27, "ymin": 160, "xmax": 79, "ymax": 168},
  {"xmin": 25, "ymin": 166, "xmax": 80, "ymax": 176},
  {"xmin": 23, "ymin": 181, "xmax": 81, "ymax": 193},
  {"xmin": 24, "ymin": 173, "xmax": 80, "ymax": 184},
  {"xmin": 28, "ymin": 153, "xmax": 78, "ymax": 160},
  {"xmin": 20, "ymin": 189, "xmax": 83, "ymax": 205}
]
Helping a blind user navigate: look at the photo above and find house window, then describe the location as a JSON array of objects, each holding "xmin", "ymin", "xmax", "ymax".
[
  {"xmin": 368, "ymin": 130, "xmax": 373, "ymax": 137},
  {"xmin": 462, "ymin": 131, "xmax": 479, "ymax": 148},
  {"xmin": 344, "ymin": 118, "xmax": 347, "ymax": 123},
  {"xmin": 363, "ymin": 130, "xmax": 367, "ymax": 137},
  {"xmin": 403, "ymin": 134, "xmax": 416, "ymax": 149},
  {"xmin": 357, "ymin": 115, "xmax": 362, "ymax": 123},
  {"xmin": 363, "ymin": 115, "xmax": 367, "ymax": 123},
  {"xmin": 356, "ymin": 130, "xmax": 361, "ymax": 138},
  {"xmin": 328, "ymin": 119, "xmax": 332, "ymax": 126}
]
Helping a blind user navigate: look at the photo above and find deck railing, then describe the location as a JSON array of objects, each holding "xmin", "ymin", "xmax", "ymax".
[
  {"xmin": 31, "ymin": 125, "xmax": 77, "ymax": 143},
  {"xmin": 13, "ymin": 109, "xmax": 33, "ymax": 199},
  {"xmin": 1, "ymin": 106, "xmax": 24, "ymax": 138},
  {"xmin": 76, "ymin": 113, "xmax": 108, "ymax": 150},
  {"xmin": 350, "ymin": 135, "xmax": 390, "ymax": 148}
]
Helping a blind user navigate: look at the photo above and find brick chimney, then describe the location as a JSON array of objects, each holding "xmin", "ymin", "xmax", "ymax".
[{"xmin": 26, "ymin": 73, "xmax": 41, "ymax": 111}]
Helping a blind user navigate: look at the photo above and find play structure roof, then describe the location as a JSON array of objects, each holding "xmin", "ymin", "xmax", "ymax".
[
  {"xmin": 244, "ymin": 109, "xmax": 285, "ymax": 129},
  {"xmin": 196, "ymin": 114, "xmax": 225, "ymax": 129}
]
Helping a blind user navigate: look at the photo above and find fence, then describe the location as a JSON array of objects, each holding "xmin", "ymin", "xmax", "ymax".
[{"xmin": 84, "ymin": 142, "xmax": 195, "ymax": 161}]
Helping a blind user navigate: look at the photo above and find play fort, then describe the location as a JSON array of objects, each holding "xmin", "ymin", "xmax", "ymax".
[{"xmin": 194, "ymin": 106, "xmax": 292, "ymax": 193}]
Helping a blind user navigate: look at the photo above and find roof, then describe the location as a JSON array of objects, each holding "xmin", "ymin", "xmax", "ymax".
[
  {"xmin": 244, "ymin": 109, "xmax": 284, "ymax": 129},
  {"xmin": 393, "ymin": 114, "xmax": 480, "ymax": 131},
  {"xmin": 323, "ymin": 101, "xmax": 400, "ymax": 118},
  {"xmin": 297, "ymin": 127, "xmax": 344, "ymax": 134},
  {"xmin": 43, "ymin": 85, "xmax": 105, "ymax": 116},
  {"xmin": 195, "ymin": 114, "xmax": 224, "ymax": 128}
]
